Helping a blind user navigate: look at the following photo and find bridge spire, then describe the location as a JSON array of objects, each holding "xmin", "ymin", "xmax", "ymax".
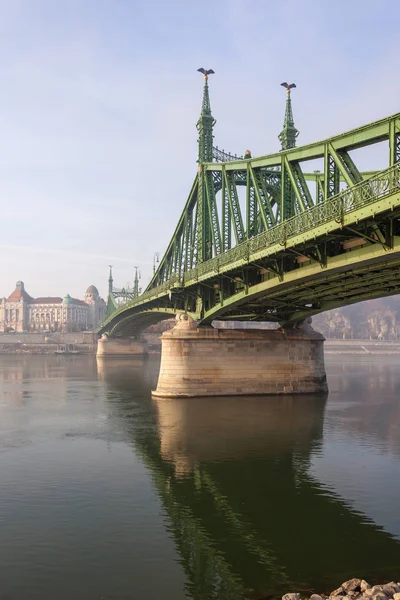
[
  {"xmin": 108, "ymin": 265, "xmax": 113, "ymax": 294},
  {"xmin": 133, "ymin": 266, "xmax": 141, "ymax": 298},
  {"xmin": 196, "ymin": 68, "xmax": 215, "ymax": 163},
  {"xmin": 278, "ymin": 82, "xmax": 299, "ymax": 150}
]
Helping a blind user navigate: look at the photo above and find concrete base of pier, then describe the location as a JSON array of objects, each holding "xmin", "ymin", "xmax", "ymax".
[
  {"xmin": 96, "ymin": 335, "xmax": 148, "ymax": 357},
  {"xmin": 152, "ymin": 315, "xmax": 327, "ymax": 398}
]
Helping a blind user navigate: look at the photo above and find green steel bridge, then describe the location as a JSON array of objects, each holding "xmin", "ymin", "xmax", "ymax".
[{"xmin": 98, "ymin": 73, "xmax": 400, "ymax": 338}]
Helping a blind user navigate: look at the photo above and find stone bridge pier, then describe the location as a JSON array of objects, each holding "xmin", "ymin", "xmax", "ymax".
[
  {"xmin": 97, "ymin": 334, "xmax": 148, "ymax": 357},
  {"xmin": 152, "ymin": 314, "xmax": 328, "ymax": 397}
]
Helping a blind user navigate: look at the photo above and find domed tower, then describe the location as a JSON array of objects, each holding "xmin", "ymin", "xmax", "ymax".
[
  {"xmin": 84, "ymin": 285, "xmax": 106, "ymax": 329},
  {"xmin": 61, "ymin": 294, "xmax": 73, "ymax": 332},
  {"xmin": 84, "ymin": 285, "xmax": 99, "ymax": 305}
]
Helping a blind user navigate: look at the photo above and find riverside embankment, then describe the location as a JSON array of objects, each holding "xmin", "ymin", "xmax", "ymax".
[
  {"xmin": 1, "ymin": 333, "xmax": 400, "ymax": 355},
  {"xmin": 0, "ymin": 331, "xmax": 97, "ymax": 354},
  {"xmin": 0, "ymin": 331, "xmax": 162, "ymax": 354},
  {"xmin": 324, "ymin": 340, "xmax": 400, "ymax": 354},
  {"xmin": 282, "ymin": 579, "xmax": 400, "ymax": 600}
]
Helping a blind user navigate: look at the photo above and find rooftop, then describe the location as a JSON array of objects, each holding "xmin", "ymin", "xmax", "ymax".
[
  {"xmin": 7, "ymin": 281, "xmax": 33, "ymax": 303},
  {"xmin": 32, "ymin": 297, "xmax": 63, "ymax": 304}
]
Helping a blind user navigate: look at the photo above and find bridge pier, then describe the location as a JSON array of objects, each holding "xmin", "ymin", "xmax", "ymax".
[
  {"xmin": 152, "ymin": 315, "xmax": 327, "ymax": 398},
  {"xmin": 96, "ymin": 334, "xmax": 148, "ymax": 357}
]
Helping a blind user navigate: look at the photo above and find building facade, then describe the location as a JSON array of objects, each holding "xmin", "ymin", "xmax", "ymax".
[{"xmin": 0, "ymin": 282, "xmax": 106, "ymax": 333}]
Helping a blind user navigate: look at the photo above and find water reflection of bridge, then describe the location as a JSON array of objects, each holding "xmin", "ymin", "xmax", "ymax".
[{"xmin": 98, "ymin": 359, "xmax": 400, "ymax": 600}]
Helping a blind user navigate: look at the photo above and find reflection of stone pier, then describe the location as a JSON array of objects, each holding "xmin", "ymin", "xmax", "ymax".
[
  {"xmin": 153, "ymin": 314, "xmax": 327, "ymax": 397},
  {"xmin": 153, "ymin": 393, "xmax": 326, "ymax": 477},
  {"xmin": 96, "ymin": 335, "xmax": 148, "ymax": 357},
  {"xmin": 99, "ymin": 359, "xmax": 400, "ymax": 599}
]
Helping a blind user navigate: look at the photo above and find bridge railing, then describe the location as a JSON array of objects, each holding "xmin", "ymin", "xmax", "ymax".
[
  {"xmin": 100, "ymin": 163, "xmax": 400, "ymax": 329},
  {"xmin": 212, "ymin": 146, "xmax": 243, "ymax": 162}
]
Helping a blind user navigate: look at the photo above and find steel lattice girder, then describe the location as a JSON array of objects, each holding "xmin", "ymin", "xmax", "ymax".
[
  {"xmin": 98, "ymin": 181, "xmax": 400, "ymax": 335},
  {"xmin": 150, "ymin": 113, "xmax": 400, "ymax": 290}
]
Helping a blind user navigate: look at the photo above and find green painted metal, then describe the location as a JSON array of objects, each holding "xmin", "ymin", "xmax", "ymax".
[
  {"xmin": 197, "ymin": 71, "xmax": 216, "ymax": 263},
  {"xmin": 197, "ymin": 71, "xmax": 215, "ymax": 164},
  {"xmin": 278, "ymin": 85, "xmax": 299, "ymax": 151},
  {"xmin": 105, "ymin": 265, "xmax": 118, "ymax": 319},
  {"xmin": 279, "ymin": 86, "xmax": 299, "ymax": 220},
  {"xmin": 224, "ymin": 169, "xmax": 245, "ymax": 244},
  {"xmin": 105, "ymin": 264, "xmax": 143, "ymax": 317},
  {"xmin": 133, "ymin": 267, "xmax": 141, "ymax": 298},
  {"xmin": 98, "ymin": 76, "xmax": 400, "ymax": 338}
]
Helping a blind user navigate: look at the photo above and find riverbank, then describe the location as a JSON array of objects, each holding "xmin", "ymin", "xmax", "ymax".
[
  {"xmin": 0, "ymin": 331, "xmax": 158, "ymax": 355},
  {"xmin": 0, "ymin": 344, "xmax": 91, "ymax": 355},
  {"xmin": 324, "ymin": 340, "xmax": 400, "ymax": 354},
  {"xmin": 0, "ymin": 331, "xmax": 97, "ymax": 354},
  {"xmin": 282, "ymin": 579, "xmax": 400, "ymax": 600},
  {"xmin": 1, "ymin": 333, "xmax": 400, "ymax": 355}
]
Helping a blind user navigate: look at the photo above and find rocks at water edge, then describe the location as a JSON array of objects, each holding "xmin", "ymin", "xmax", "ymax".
[{"xmin": 282, "ymin": 579, "xmax": 400, "ymax": 600}]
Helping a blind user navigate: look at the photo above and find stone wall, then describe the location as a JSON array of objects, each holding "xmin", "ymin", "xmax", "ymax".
[
  {"xmin": 0, "ymin": 332, "xmax": 97, "ymax": 345},
  {"xmin": 97, "ymin": 336, "xmax": 148, "ymax": 357},
  {"xmin": 153, "ymin": 317, "xmax": 327, "ymax": 397}
]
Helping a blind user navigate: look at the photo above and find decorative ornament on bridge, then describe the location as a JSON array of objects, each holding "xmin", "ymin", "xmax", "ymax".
[
  {"xmin": 197, "ymin": 68, "xmax": 215, "ymax": 80},
  {"xmin": 174, "ymin": 313, "xmax": 197, "ymax": 331},
  {"xmin": 280, "ymin": 82, "xmax": 296, "ymax": 93}
]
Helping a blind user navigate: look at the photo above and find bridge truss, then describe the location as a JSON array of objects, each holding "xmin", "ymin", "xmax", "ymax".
[{"xmin": 99, "ymin": 77, "xmax": 400, "ymax": 337}]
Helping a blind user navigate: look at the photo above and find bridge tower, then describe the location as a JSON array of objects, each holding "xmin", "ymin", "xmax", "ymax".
[
  {"xmin": 279, "ymin": 82, "xmax": 299, "ymax": 220},
  {"xmin": 197, "ymin": 69, "xmax": 215, "ymax": 163},
  {"xmin": 104, "ymin": 265, "xmax": 115, "ymax": 319},
  {"xmin": 133, "ymin": 266, "xmax": 141, "ymax": 298},
  {"xmin": 97, "ymin": 264, "xmax": 148, "ymax": 357},
  {"xmin": 108, "ymin": 265, "xmax": 113, "ymax": 294},
  {"xmin": 196, "ymin": 69, "xmax": 216, "ymax": 262}
]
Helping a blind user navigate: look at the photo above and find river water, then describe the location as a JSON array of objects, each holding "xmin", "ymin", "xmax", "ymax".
[{"xmin": 0, "ymin": 354, "xmax": 399, "ymax": 600}]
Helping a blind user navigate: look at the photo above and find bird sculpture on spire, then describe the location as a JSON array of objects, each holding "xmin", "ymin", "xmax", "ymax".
[
  {"xmin": 280, "ymin": 82, "xmax": 296, "ymax": 94},
  {"xmin": 198, "ymin": 68, "xmax": 215, "ymax": 80}
]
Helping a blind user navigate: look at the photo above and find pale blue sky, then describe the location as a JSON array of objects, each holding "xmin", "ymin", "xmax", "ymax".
[{"xmin": 0, "ymin": 0, "xmax": 399, "ymax": 299}]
